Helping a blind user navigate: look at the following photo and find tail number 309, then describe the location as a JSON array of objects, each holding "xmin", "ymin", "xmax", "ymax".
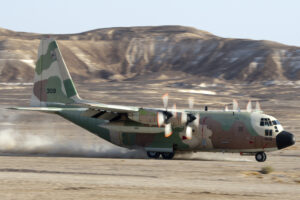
[{"xmin": 47, "ymin": 88, "xmax": 56, "ymax": 94}]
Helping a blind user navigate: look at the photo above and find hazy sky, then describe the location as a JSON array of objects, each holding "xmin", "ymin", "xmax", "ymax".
[{"xmin": 1, "ymin": 0, "xmax": 299, "ymax": 46}]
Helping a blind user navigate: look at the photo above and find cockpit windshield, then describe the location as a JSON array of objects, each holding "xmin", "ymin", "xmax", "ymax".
[
  {"xmin": 260, "ymin": 118, "xmax": 272, "ymax": 126},
  {"xmin": 260, "ymin": 118, "xmax": 280, "ymax": 126},
  {"xmin": 272, "ymin": 120, "xmax": 280, "ymax": 125}
]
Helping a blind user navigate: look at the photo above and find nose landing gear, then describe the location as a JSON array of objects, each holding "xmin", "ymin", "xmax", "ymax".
[
  {"xmin": 255, "ymin": 152, "xmax": 267, "ymax": 162},
  {"xmin": 147, "ymin": 151, "xmax": 160, "ymax": 159},
  {"xmin": 147, "ymin": 151, "xmax": 175, "ymax": 159}
]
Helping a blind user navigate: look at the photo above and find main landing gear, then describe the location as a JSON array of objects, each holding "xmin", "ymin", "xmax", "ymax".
[
  {"xmin": 255, "ymin": 152, "xmax": 267, "ymax": 162},
  {"xmin": 147, "ymin": 151, "xmax": 175, "ymax": 159}
]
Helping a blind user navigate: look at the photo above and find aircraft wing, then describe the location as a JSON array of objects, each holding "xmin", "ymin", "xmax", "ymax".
[{"xmin": 79, "ymin": 102, "xmax": 140, "ymax": 113}]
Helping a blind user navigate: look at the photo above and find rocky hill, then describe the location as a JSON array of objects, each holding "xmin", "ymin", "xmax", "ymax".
[{"xmin": 0, "ymin": 26, "xmax": 300, "ymax": 83}]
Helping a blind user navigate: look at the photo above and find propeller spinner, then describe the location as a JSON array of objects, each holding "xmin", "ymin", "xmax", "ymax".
[{"xmin": 181, "ymin": 97, "xmax": 200, "ymax": 139}]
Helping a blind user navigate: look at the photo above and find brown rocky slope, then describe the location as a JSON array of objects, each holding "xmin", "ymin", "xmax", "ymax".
[{"xmin": 0, "ymin": 26, "xmax": 299, "ymax": 83}]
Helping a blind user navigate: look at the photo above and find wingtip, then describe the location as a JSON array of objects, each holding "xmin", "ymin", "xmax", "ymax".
[{"xmin": 5, "ymin": 107, "xmax": 18, "ymax": 110}]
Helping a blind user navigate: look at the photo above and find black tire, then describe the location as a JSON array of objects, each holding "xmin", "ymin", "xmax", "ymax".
[
  {"xmin": 262, "ymin": 152, "xmax": 267, "ymax": 162},
  {"xmin": 161, "ymin": 152, "xmax": 175, "ymax": 160},
  {"xmin": 147, "ymin": 151, "xmax": 160, "ymax": 159},
  {"xmin": 255, "ymin": 152, "xmax": 266, "ymax": 162}
]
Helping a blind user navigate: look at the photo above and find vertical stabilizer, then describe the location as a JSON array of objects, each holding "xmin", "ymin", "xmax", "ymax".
[{"xmin": 30, "ymin": 38, "xmax": 81, "ymax": 107}]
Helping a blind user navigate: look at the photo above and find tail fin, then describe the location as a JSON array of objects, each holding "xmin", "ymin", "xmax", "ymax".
[{"xmin": 30, "ymin": 38, "xmax": 81, "ymax": 107}]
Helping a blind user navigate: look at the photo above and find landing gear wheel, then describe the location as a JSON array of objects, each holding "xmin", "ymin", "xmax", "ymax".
[
  {"xmin": 147, "ymin": 151, "xmax": 160, "ymax": 159},
  {"xmin": 255, "ymin": 152, "xmax": 267, "ymax": 162},
  {"xmin": 262, "ymin": 153, "xmax": 267, "ymax": 162},
  {"xmin": 161, "ymin": 152, "xmax": 175, "ymax": 160}
]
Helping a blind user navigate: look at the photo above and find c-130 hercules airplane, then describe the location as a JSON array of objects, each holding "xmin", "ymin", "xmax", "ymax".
[{"xmin": 10, "ymin": 39, "xmax": 296, "ymax": 162}]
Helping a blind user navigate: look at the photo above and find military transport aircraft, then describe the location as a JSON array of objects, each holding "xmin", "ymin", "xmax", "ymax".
[{"xmin": 10, "ymin": 39, "xmax": 295, "ymax": 162}]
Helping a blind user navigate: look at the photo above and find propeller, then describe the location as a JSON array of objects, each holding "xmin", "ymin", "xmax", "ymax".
[
  {"xmin": 181, "ymin": 97, "xmax": 200, "ymax": 139},
  {"xmin": 157, "ymin": 93, "xmax": 174, "ymax": 137},
  {"xmin": 188, "ymin": 97, "xmax": 194, "ymax": 109},
  {"xmin": 162, "ymin": 93, "xmax": 168, "ymax": 109},
  {"xmin": 172, "ymin": 104, "xmax": 177, "ymax": 118},
  {"xmin": 255, "ymin": 101, "xmax": 261, "ymax": 111},
  {"xmin": 224, "ymin": 105, "xmax": 229, "ymax": 111},
  {"xmin": 232, "ymin": 99, "xmax": 239, "ymax": 111},
  {"xmin": 246, "ymin": 100, "xmax": 252, "ymax": 112}
]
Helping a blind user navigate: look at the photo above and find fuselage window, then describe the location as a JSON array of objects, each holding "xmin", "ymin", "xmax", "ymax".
[{"xmin": 265, "ymin": 129, "xmax": 273, "ymax": 136}]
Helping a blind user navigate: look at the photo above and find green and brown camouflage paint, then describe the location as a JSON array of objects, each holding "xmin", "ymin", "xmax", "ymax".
[{"xmin": 25, "ymin": 39, "xmax": 291, "ymax": 156}]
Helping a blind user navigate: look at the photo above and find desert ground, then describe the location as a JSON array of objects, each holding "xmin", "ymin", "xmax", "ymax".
[{"xmin": 0, "ymin": 79, "xmax": 300, "ymax": 200}]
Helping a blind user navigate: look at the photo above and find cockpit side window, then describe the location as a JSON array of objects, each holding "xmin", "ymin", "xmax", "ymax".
[
  {"xmin": 264, "ymin": 118, "xmax": 268, "ymax": 126},
  {"xmin": 260, "ymin": 118, "xmax": 264, "ymax": 126},
  {"xmin": 260, "ymin": 118, "xmax": 274, "ymax": 126},
  {"xmin": 272, "ymin": 120, "xmax": 277, "ymax": 125},
  {"xmin": 267, "ymin": 119, "xmax": 272, "ymax": 126}
]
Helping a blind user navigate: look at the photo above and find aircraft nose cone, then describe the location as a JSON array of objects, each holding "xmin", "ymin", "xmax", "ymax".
[{"xmin": 276, "ymin": 131, "xmax": 296, "ymax": 150}]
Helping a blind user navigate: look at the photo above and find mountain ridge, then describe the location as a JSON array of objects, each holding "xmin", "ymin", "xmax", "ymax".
[{"xmin": 0, "ymin": 25, "xmax": 299, "ymax": 83}]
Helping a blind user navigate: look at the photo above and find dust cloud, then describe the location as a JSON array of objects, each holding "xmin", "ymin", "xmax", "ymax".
[
  {"xmin": 175, "ymin": 151, "xmax": 253, "ymax": 162},
  {"xmin": 0, "ymin": 128, "xmax": 147, "ymax": 159},
  {"xmin": 0, "ymin": 128, "xmax": 252, "ymax": 161},
  {"xmin": 0, "ymin": 108, "xmax": 251, "ymax": 161}
]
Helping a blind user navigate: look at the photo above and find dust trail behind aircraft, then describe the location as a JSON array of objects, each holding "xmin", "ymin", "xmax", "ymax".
[
  {"xmin": 0, "ymin": 108, "xmax": 251, "ymax": 161},
  {"xmin": 0, "ymin": 128, "xmax": 146, "ymax": 158},
  {"xmin": 0, "ymin": 128, "xmax": 253, "ymax": 161}
]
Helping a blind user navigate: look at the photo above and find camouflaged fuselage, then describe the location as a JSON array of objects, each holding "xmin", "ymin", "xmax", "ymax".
[{"xmin": 57, "ymin": 109, "xmax": 279, "ymax": 153}]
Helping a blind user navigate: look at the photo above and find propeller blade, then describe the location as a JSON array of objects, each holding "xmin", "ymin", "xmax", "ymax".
[
  {"xmin": 164, "ymin": 123, "xmax": 172, "ymax": 137},
  {"xmin": 225, "ymin": 105, "xmax": 229, "ymax": 111},
  {"xmin": 181, "ymin": 112, "xmax": 187, "ymax": 124},
  {"xmin": 157, "ymin": 112, "xmax": 164, "ymax": 127},
  {"xmin": 193, "ymin": 113, "xmax": 200, "ymax": 127},
  {"xmin": 172, "ymin": 104, "xmax": 177, "ymax": 118},
  {"xmin": 246, "ymin": 100, "xmax": 252, "ymax": 112},
  {"xmin": 186, "ymin": 126, "xmax": 193, "ymax": 139},
  {"xmin": 255, "ymin": 101, "xmax": 261, "ymax": 111},
  {"xmin": 162, "ymin": 93, "xmax": 169, "ymax": 109},
  {"xmin": 233, "ymin": 99, "xmax": 239, "ymax": 111},
  {"xmin": 188, "ymin": 97, "xmax": 194, "ymax": 109}
]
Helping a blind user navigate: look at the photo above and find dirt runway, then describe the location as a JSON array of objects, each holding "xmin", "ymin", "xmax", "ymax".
[{"xmin": 0, "ymin": 80, "xmax": 300, "ymax": 199}]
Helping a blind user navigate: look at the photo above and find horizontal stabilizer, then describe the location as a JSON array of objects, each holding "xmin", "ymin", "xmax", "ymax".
[{"xmin": 7, "ymin": 107, "xmax": 87, "ymax": 113}]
